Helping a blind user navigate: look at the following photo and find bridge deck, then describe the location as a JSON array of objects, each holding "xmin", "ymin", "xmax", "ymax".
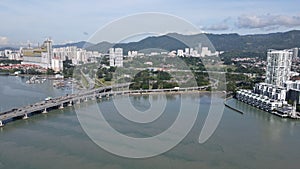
[{"xmin": 0, "ymin": 84, "xmax": 212, "ymax": 126}]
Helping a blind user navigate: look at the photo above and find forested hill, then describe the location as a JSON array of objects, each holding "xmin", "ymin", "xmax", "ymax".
[
  {"xmin": 86, "ymin": 30, "xmax": 300, "ymax": 54},
  {"xmin": 206, "ymin": 30, "xmax": 300, "ymax": 52}
]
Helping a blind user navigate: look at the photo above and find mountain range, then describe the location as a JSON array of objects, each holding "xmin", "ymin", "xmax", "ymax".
[
  {"xmin": 2, "ymin": 30, "xmax": 300, "ymax": 54},
  {"xmin": 84, "ymin": 30, "xmax": 300, "ymax": 54}
]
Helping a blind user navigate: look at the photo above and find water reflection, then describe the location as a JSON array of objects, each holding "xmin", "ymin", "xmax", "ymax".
[
  {"xmin": 1, "ymin": 75, "xmax": 300, "ymax": 169},
  {"xmin": 228, "ymin": 99, "xmax": 300, "ymax": 143}
]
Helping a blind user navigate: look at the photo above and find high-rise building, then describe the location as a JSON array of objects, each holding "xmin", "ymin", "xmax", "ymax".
[
  {"xmin": 53, "ymin": 46, "xmax": 77, "ymax": 61},
  {"xmin": 265, "ymin": 49, "xmax": 293, "ymax": 87},
  {"xmin": 292, "ymin": 48, "xmax": 299, "ymax": 59},
  {"xmin": 109, "ymin": 48, "xmax": 115, "ymax": 66},
  {"xmin": 22, "ymin": 39, "xmax": 53, "ymax": 69},
  {"xmin": 114, "ymin": 48, "xmax": 123, "ymax": 67},
  {"xmin": 44, "ymin": 39, "xmax": 53, "ymax": 65},
  {"xmin": 109, "ymin": 48, "xmax": 123, "ymax": 67}
]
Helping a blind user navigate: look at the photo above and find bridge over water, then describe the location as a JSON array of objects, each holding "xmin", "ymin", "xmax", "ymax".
[{"xmin": 0, "ymin": 83, "xmax": 213, "ymax": 127}]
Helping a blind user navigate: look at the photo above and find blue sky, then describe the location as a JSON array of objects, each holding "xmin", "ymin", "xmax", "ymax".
[{"xmin": 0, "ymin": 0, "xmax": 300, "ymax": 46}]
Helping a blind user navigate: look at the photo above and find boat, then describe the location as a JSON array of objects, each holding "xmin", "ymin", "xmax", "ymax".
[{"xmin": 45, "ymin": 97, "xmax": 52, "ymax": 101}]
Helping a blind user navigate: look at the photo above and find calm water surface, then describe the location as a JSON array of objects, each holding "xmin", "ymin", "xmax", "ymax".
[{"xmin": 0, "ymin": 76, "xmax": 300, "ymax": 169}]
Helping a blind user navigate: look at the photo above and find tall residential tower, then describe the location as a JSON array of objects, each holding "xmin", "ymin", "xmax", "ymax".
[
  {"xmin": 265, "ymin": 49, "xmax": 293, "ymax": 87},
  {"xmin": 109, "ymin": 48, "xmax": 123, "ymax": 67}
]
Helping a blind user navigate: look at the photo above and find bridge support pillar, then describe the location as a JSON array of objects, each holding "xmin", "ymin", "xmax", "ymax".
[
  {"xmin": 42, "ymin": 108, "xmax": 48, "ymax": 114},
  {"xmin": 85, "ymin": 97, "xmax": 88, "ymax": 102},
  {"xmin": 0, "ymin": 121, "xmax": 3, "ymax": 127},
  {"xmin": 59, "ymin": 104, "xmax": 64, "ymax": 109},
  {"xmin": 76, "ymin": 100, "xmax": 81, "ymax": 104},
  {"xmin": 23, "ymin": 113, "xmax": 29, "ymax": 120},
  {"xmin": 68, "ymin": 101, "xmax": 72, "ymax": 107}
]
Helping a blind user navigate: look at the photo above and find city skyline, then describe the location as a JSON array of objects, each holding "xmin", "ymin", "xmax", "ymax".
[{"xmin": 1, "ymin": 0, "xmax": 300, "ymax": 46}]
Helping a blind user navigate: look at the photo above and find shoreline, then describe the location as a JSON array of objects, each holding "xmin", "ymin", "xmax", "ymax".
[
  {"xmin": 0, "ymin": 73, "xmax": 67, "ymax": 80},
  {"xmin": 128, "ymin": 90, "xmax": 227, "ymax": 96}
]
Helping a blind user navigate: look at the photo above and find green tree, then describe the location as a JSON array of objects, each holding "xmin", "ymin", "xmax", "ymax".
[{"xmin": 46, "ymin": 69, "xmax": 55, "ymax": 75}]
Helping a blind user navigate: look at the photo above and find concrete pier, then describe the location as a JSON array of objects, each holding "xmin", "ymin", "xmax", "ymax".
[{"xmin": 0, "ymin": 120, "xmax": 3, "ymax": 127}]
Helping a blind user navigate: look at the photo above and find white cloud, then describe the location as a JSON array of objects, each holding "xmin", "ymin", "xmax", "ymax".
[
  {"xmin": 0, "ymin": 36, "xmax": 8, "ymax": 45},
  {"xmin": 202, "ymin": 23, "xmax": 229, "ymax": 31},
  {"xmin": 201, "ymin": 18, "xmax": 231, "ymax": 31},
  {"xmin": 237, "ymin": 14, "xmax": 300, "ymax": 29}
]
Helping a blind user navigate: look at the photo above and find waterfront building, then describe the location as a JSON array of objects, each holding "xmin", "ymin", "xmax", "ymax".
[
  {"xmin": 286, "ymin": 89, "xmax": 300, "ymax": 104},
  {"xmin": 236, "ymin": 90, "xmax": 286, "ymax": 112},
  {"xmin": 284, "ymin": 80, "xmax": 300, "ymax": 91},
  {"xmin": 283, "ymin": 75, "xmax": 300, "ymax": 105},
  {"xmin": 236, "ymin": 48, "xmax": 299, "ymax": 118},
  {"xmin": 21, "ymin": 39, "xmax": 53, "ymax": 69},
  {"xmin": 265, "ymin": 49, "xmax": 293, "ymax": 87},
  {"xmin": 254, "ymin": 83, "xmax": 287, "ymax": 101}
]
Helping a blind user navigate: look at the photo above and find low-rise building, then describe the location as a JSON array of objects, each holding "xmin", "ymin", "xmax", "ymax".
[
  {"xmin": 254, "ymin": 83, "xmax": 287, "ymax": 101},
  {"xmin": 287, "ymin": 89, "xmax": 300, "ymax": 104},
  {"xmin": 236, "ymin": 90, "xmax": 285, "ymax": 112}
]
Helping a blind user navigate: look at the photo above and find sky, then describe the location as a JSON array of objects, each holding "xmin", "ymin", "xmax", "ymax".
[{"xmin": 0, "ymin": 0, "xmax": 300, "ymax": 46}]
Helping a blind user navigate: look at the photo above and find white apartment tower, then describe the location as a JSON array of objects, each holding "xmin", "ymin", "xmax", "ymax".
[
  {"xmin": 265, "ymin": 49, "xmax": 293, "ymax": 87},
  {"xmin": 109, "ymin": 48, "xmax": 123, "ymax": 67},
  {"xmin": 109, "ymin": 48, "xmax": 115, "ymax": 66}
]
